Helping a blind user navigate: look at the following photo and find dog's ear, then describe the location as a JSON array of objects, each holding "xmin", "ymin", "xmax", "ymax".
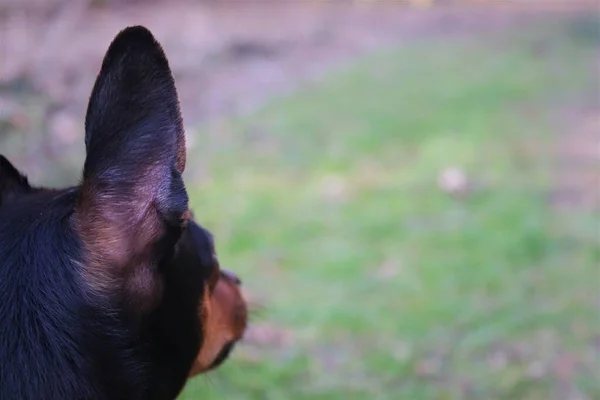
[
  {"xmin": 0, "ymin": 155, "xmax": 31, "ymax": 206},
  {"xmin": 75, "ymin": 26, "xmax": 188, "ymax": 302}
]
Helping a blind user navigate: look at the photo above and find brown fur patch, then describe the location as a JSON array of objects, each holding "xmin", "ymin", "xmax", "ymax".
[
  {"xmin": 73, "ymin": 167, "xmax": 175, "ymax": 309},
  {"xmin": 176, "ymin": 133, "xmax": 187, "ymax": 174},
  {"xmin": 188, "ymin": 272, "xmax": 248, "ymax": 376}
]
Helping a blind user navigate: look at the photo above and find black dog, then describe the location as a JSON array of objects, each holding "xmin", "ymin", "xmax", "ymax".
[{"xmin": 0, "ymin": 26, "xmax": 247, "ymax": 400}]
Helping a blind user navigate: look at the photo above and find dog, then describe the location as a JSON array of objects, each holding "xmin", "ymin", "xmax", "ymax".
[{"xmin": 0, "ymin": 26, "xmax": 247, "ymax": 399}]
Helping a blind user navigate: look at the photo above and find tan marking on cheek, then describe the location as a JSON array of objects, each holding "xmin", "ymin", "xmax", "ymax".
[
  {"xmin": 197, "ymin": 285, "xmax": 226, "ymax": 371},
  {"xmin": 189, "ymin": 277, "xmax": 248, "ymax": 376}
]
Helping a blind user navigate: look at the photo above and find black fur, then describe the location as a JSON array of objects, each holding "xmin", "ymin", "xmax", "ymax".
[{"xmin": 0, "ymin": 26, "xmax": 217, "ymax": 399}]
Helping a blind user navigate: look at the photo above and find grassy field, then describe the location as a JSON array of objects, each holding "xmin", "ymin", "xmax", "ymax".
[{"xmin": 179, "ymin": 15, "xmax": 599, "ymax": 400}]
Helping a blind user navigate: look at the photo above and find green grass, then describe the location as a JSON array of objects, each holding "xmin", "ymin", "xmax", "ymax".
[{"xmin": 180, "ymin": 16, "xmax": 599, "ymax": 400}]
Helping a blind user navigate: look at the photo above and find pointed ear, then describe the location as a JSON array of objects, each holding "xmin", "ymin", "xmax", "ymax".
[
  {"xmin": 75, "ymin": 26, "xmax": 189, "ymax": 300},
  {"xmin": 0, "ymin": 155, "xmax": 31, "ymax": 206}
]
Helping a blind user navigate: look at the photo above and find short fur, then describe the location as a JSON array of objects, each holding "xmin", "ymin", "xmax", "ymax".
[{"xmin": 0, "ymin": 26, "xmax": 246, "ymax": 400}]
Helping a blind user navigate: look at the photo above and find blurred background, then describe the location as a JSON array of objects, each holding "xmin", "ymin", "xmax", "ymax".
[{"xmin": 1, "ymin": 0, "xmax": 599, "ymax": 399}]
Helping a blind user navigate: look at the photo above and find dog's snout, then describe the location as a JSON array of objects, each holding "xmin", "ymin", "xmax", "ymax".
[{"xmin": 221, "ymin": 269, "xmax": 241, "ymax": 285}]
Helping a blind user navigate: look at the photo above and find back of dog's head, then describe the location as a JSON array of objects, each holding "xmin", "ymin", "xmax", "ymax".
[{"xmin": 0, "ymin": 26, "xmax": 247, "ymax": 400}]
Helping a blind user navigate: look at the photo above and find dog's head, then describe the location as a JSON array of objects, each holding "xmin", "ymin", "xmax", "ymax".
[{"xmin": 0, "ymin": 26, "xmax": 246, "ymax": 398}]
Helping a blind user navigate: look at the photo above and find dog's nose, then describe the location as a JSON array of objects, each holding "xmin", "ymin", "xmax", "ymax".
[{"xmin": 221, "ymin": 269, "xmax": 241, "ymax": 285}]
